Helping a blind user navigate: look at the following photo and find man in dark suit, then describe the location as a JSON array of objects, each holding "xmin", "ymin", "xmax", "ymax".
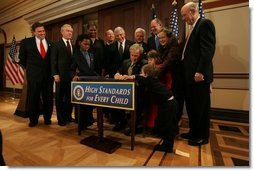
[
  {"xmin": 115, "ymin": 43, "xmax": 147, "ymax": 135},
  {"xmin": 105, "ymin": 26, "xmax": 134, "ymax": 78},
  {"xmin": 19, "ymin": 22, "xmax": 53, "ymax": 127},
  {"xmin": 134, "ymin": 28, "xmax": 148, "ymax": 59},
  {"xmin": 180, "ymin": 2, "xmax": 216, "ymax": 146},
  {"xmin": 105, "ymin": 26, "xmax": 134, "ymax": 130},
  {"xmin": 147, "ymin": 18, "xmax": 163, "ymax": 51},
  {"xmin": 51, "ymin": 24, "xmax": 74, "ymax": 126},
  {"xmin": 105, "ymin": 29, "xmax": 115, "ymax": 45}
]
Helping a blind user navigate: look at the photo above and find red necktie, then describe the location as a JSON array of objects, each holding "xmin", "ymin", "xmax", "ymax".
[{"xmin": 40, "ymin": 40, "xmax": 46, "ymax": 59}]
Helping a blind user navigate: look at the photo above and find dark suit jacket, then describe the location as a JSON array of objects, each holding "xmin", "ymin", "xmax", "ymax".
[
  {"xmin": 90, "ymin": 38, "xmax": 105, "ymax": 75},
  {"xmin": 119, "ymin": 58, "xmax": 148, "ymax": 75},
  {"xmin": 105, "ymin": 39, "xmax": 134, "ymax": 77},
  {"xmin": 138, "ymin": 42, "xmax": 149, "ymax": 59},
  {"xmin": 159, "ymin": 38, "xmax": 181, "ymax": 74},
  {"xmin": 183, "ymin": 18, "xmax": 216, "ymax": 85},
  {"xmin": 158, "ymin": 37, "xmax": 182, "ymax": 89},
  {"xmin": 147, "ymin": 34, "xmax": 157, "ymax": 51},
  {"xmin": 19, "ymin": 37, "xmax": 52, "ymax": 83},
  {"xmin": 71, "ymin": 49, "xmax": 98, "ymax": 77},
  {"xmin": 51, "ymin": 39, "xmax": 74, "ymax": 82}
]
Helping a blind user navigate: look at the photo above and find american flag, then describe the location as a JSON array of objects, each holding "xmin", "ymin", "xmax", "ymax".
[
  {"xmin": 199, "ymin": 0, "xmax": 205, "ymax": 19},
  {"xmin": 169, "ymin": 0, "xmax": 179, "ymax": 39},
  {"xmin": 5, "ymin": 36, "xmax": 24, "ymax": 85},
  {"xmin": 151, "ymin": 4, "xmax": 157, "ymax": 19}
]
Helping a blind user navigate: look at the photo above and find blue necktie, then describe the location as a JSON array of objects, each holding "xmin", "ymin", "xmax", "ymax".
[
  {"xmin": 84, "ymin": 52, "xmax": 90, "ymax": 67},
  {"xmin": 155, "ymin": 35, "xmax": 159, "ymax": 50}
]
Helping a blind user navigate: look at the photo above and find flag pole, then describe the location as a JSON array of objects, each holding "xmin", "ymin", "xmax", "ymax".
[
  {"xmin": 12, "ymin": 85, "xmax": 16, "ymax": 100},
  {"xmin": 172, "ymin": 0, "xmax": 177, "ymax": 5}
]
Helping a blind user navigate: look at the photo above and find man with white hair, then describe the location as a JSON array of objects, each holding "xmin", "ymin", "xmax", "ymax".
[
  {"xmin": 180, "ymin": 2, "xmax": 216, "ymax": 146},
  {"xmin": 134, "ymin": 27, "xmax": 148, "ymax": 59},
  {"xmin": 105, "ymin": 26, "xmax": 134, "ymax": 78},
  {"xmin": 105, "ymin": 26, "xmax": 134, "ymax": 131},
  {"xmin": 51, "ymin": 24, "xmax": 75, "ymax": 126}
]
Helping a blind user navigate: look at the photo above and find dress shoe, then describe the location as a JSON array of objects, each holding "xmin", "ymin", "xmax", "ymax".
[
  {"xmin": 79, "ymin": 120, "xmax": 94, "ymax": 130},
  {"xmin": 79, "ymin": 125, "xmax": 87, "ymax": 131},
  {"xmin": 124, "ymin": 127, "xmax": 143, "ymax": 136},
  {"xmin": 58, "ymin": 122, "xmax": 66, "ymax": 126},
  {"xmin": 180, "ymin": 132, "xmax": 192, "ymax": 140},
  {"xmin": 113, "ymin": 122, "xmax": 126, "ymax": 131},
  {"xmin": 175, "ymin": 126, "xmax": 180, "ymax": 137},
  {"xmin": 44, "ymin": 120, "xmax": 52, "ymax": 125},
  {"xmin": 68, "ymin": 118, "xmax": 76, "ymax": 122},
  {"xmin": 188, "ymin": 138, "xmax": 209, "ymax": 146},
  {"xmin": 84, "ymin": 120, "xmax": 94, "ymax": 127},
  {"xmin": 28, "ymin": 122, "xmax": 38, "ymax": 127},
  {"xmin": 154, "ymin": 142, "xmax": 173, "ymax": 153}
]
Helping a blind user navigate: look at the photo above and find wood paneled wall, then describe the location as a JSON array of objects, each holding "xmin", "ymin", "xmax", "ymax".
[
  {"xmin": 98, "ymin": 0, "xmax": 185, "ymax": 42},
  {"xmin": 45, "ymin": 0, "xmax": 185, "ymax": 44},
  {"xmin": 45, "ymin": 16, "xmax": 83, "ymax": 44}
]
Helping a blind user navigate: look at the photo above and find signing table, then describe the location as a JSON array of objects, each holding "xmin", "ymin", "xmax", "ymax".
[{"xmin": 71, "ymin": 76, "xmax": 136, "ymax": 153}]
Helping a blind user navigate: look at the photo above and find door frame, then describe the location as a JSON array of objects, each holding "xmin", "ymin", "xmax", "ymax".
[{"xmin": 0, "ymin": 29, "xmax": 7, "ymax": 91}]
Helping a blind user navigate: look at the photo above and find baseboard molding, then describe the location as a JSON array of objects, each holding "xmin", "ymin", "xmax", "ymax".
[
  {"xmin": 3, "ymin": 88, "xmax": 22, "ymax": 94},
  {"xmin": 210, "ymin": 108, "xmax": 249, "ymax": 123}
]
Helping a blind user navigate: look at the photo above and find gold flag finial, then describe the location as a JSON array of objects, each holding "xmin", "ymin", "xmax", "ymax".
[{"xmin": 172, "ymin": 0, "xmax": 177, "ymax": 6}]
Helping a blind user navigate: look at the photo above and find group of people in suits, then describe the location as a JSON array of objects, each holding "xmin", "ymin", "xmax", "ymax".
[
  {"xmin": 113, "ymin": 1, "xmax": 216, "ymax": 152},
  {"xmin": 16, "ymin": 1, "xmax": 215, "ymax": 153}
]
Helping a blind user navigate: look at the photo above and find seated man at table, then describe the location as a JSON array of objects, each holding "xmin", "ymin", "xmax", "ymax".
[{"xmin": 114, "ymin": 43, "xmax": 147, "ymax": 134}]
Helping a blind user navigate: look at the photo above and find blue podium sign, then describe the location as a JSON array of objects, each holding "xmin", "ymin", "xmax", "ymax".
[{"xmin": 71, "ymin": 81, "xmax": 135, "ymax": 110}]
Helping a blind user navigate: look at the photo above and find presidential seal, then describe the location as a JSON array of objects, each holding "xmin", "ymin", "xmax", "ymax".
[{"xmin": 73, "ymin": 85, "xmax": 84, "ymax": 101}]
